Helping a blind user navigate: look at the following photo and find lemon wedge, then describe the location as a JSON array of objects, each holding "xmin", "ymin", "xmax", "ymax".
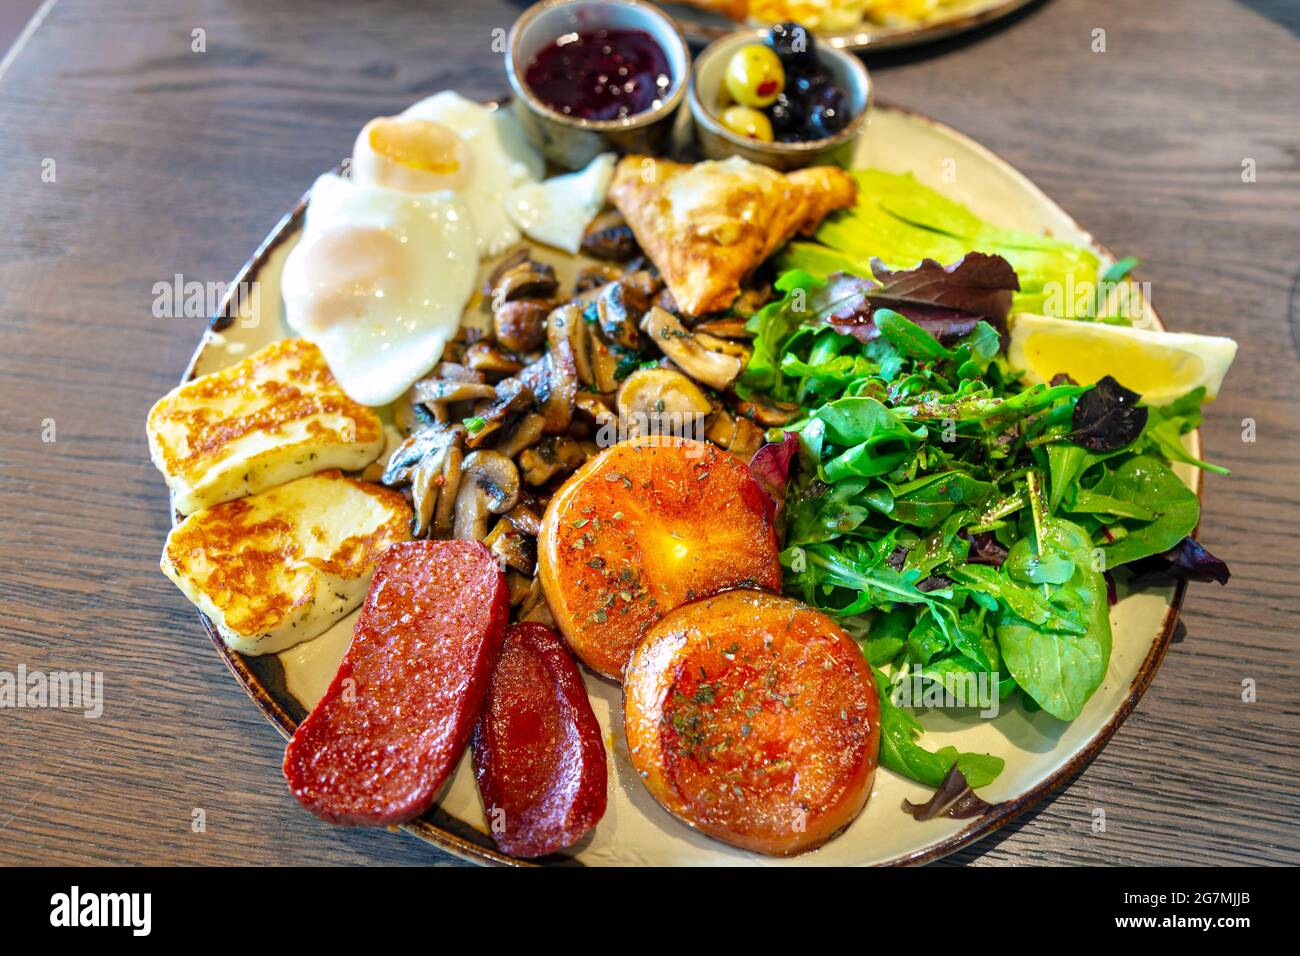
[{"xmin": 1007, "ymin": 313, "xmax": 1237, "ymax": 406}]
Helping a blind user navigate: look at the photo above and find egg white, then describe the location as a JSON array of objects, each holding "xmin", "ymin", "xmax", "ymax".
[
  {"xmin": 401, "ymin": 91, "xmax": 544, "ymax": 258},
  {"xmin": 281, "ymin": 173, "xmax": 478, "ymax": 407}
]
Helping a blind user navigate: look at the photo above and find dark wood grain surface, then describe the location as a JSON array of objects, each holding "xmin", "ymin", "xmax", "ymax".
[{"xmin": 1, "ymin": 0, "xmax": 1297, "ymax": 867}]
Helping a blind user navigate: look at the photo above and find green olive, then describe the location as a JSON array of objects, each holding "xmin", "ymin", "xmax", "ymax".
[
  {"xmin": 720, "ymin": 105, "xmax": 774, "ymax": 142},
  {"xmin": 722, "ymin": 44, "xmax": 785, "ymax": 108}
]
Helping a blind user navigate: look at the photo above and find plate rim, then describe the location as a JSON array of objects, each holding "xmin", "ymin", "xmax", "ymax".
[
  {"xmin": 667, "ymin": 0, "xmax": 1041, "ymax": 53},
  {"xmin": 180, "ymin": 99, "xmax": 1196, "ymax": 867}
]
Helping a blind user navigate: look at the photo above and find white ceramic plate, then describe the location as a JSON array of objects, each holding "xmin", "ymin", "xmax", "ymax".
[
  {"xmin": 179, "ymin": 102, "xmax": 1195, "ymax": 866},
  {"xmin": 661, "ymin": 0, "xmax": 1039, "ymax": 53}
]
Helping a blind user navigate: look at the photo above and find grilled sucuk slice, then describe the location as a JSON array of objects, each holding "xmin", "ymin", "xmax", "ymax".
[
  {"xmin": 537, "ymin": 437, "xmax": 781, "ymax": 680},
  {"xmin": 624, "ymin": 590, "xmax": 880, "ymax": 856},
  {"xmin": 283, "ymin": 540, "xmax": 508, "ymax": 826},
  {"xmin": 472, "ymin": 623, "xmax": 607, "ymax": 857}
]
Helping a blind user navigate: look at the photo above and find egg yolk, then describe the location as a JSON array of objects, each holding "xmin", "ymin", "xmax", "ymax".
[{"xmin": 353, "ymin": 117, "xmax": 472, "ymax": 193}]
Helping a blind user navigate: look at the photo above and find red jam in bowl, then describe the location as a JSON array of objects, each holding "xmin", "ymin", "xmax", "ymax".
[{"xmin": 524, "ymin": 29, "xmax": 672, "ymax": 122}]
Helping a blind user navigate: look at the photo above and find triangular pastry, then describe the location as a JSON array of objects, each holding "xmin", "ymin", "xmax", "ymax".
[{"xmin": 608, "ymin": 155, "xmax": 857, "ymax": 316}]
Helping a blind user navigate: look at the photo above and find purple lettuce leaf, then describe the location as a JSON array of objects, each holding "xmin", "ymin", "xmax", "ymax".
[
  {"xmin": 1128, "ymin": 536, "xmax": 1231, "ymax": 585},
  {"xmin": 961, "ymin": 530, "xmax": 1010, "ymax": 569},
  {"xmin": 902, "ymin": 763, "xmax": 996, "ymax": 821},
  {"xmin": 749, "ymin": 431, "xmax": 801, "ymax": 530},
  {"xmin": 810, "ymin": 253, "xmax": 1020, "ymax": 345}
]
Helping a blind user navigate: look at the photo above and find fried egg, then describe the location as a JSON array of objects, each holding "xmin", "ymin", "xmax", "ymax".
[
  {"xmin": 353, "ymin": 91, "xmax": 544, "ymax": 257},
  {"xmin": 280, "ymin": 173, "xmax": 477, "ymax": 407}
]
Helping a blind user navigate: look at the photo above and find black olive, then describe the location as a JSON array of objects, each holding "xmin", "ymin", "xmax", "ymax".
[
  {"xmin": 790, "ymin": 72, "xmax": 823, "ymax": 97},
  {"xmin": 767, "ymin": 92, "xmax": 805, "ymax": 137},
  {"xmin": 766, "ymin": 21, "xmax": 819, "ymax": 74},
  {"xmin": 802, "ymin": 84, "xmax": 847, "ymax": 138}
]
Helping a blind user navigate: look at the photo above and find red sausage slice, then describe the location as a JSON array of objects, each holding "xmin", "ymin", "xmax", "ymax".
[
  {"xmin": 472, "ymin": 623, "xmax": 608, "ymax": 857},
  {"xmin": 284, "ymin": 540, "xmax": 508, "ymax": 826}
]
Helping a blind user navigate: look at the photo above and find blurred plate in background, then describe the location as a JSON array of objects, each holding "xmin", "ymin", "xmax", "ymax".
[{"xmin": 661, "ymin": 0, "xmax": 1038, "ymax": 52}]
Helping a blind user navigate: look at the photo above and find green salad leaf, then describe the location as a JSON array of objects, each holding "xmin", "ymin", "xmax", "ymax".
[{"xmin": 741, "ymin": 168, "xmax": 1228, "ymax": 796}]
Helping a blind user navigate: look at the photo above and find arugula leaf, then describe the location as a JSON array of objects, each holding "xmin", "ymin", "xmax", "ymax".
[
  {"xmin": 739, "ymin": 269, "xmax": 820, "ymax": 394},
  {"xmin": 1140, "ymin": 388, "xmax": 1230, "ymax": 475},
  {"xmin": 875, "ymin": 309, "xmax": 953, "ymax": 361}
]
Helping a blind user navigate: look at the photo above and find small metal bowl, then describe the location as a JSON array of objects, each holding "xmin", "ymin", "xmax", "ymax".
[
  {"xmin": 506, "ymin": 0, "xmax": 691, "ymax": 170},
  {"xmin": 689, "ymin": 29, "xmax": 872, "ymax": 171}
]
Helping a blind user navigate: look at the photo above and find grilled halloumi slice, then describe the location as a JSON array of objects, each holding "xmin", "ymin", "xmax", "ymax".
[
  {"xmin": 147, "ymin": 338, "xmax": 385, "ymax": 515},
  {"xmin": 161, "ymin": 471, "xmax": 412, "ymax": 655}
]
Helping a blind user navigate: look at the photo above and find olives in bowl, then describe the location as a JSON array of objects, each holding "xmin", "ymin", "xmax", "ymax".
[
  {"xmin": 720, "ymin": 24, "xmax": 854, "ymax": 144},
  {"xmin": 689, "ymin": 23, "xmax": 871, "ymax": 171}
]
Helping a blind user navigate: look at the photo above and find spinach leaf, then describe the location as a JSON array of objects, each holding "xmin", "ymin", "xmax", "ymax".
[
  {"xmin": 1095, "ymin": 456, "xmax": 1200, "ymax": 567},
  {"xmin": 810, "ymin": 396, "xmax": 924, "ymax": 481},
  {"xmin": 872, "ymin": 667, "xmax": 1005, "ymax": 788},
  {"xmin": 996, "ymin": 511, "xmax": 1112, "ymax": 720}
]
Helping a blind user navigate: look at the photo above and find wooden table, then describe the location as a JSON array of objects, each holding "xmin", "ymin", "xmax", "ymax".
[{"xmin": 1, "ymin": 0, "xmax": 1297, "ymax": 867}]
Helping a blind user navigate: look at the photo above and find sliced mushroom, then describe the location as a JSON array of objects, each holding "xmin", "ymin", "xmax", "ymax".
[
  {"xmin": 549, "ymin": 303, "xmax": 595, "ymax": 387},
  {"xmin": 518, "ymin": 575, "xmax": 555, "ymax": 625},
  {"xmin": 595, "ymin": 280, "xmax": 647, "ymax": 351},
  {"xmin": 732, "ymin": 285, "xmax": 773, "ymax": 319},
  {"xmin": 622, "ymin": 265, "xmax": 664, "ymax": 302},
  {"xmin": 485, "ymin": 250, "xmax": 559, "ymax": 303},
  {"xmin": 581, "ymin": 209, "xmax": 639, "ymax": 261},
  {"xmin": 491, "ymin": 410, "xmax": 546, "ymax": 459},
  {"xmin": 505, "ymin": 570, "xmax": 535, "ymax": 607},
  {"xmin": 518, "ymin": 436, "xmax": 594, "ymax": 486},
  {"xmin": 433, "ymin": 445, "xmax": 463, "ymax": 538},
  {"xmin": 382, "ymin": 422, "xmax": 464, "ymax": 485},
  {"xmin": 616, "ymin": 367, "xmax": 712, "ymax": 439},
  {"xmin": 492, "ymin": 298, "xmax": 549, "ymax": 353},
  {"xmin": 484, "ymin": 519, "xmax": 538, "ymax": 574},
  {"xmin": 653, "ymin": 286, "xmax": 679, "ymax": 315},
  {"xmin": 732, "ymin": 418, "xmax": 765, "ymax": 461},
  {"xmin": 735, "ymin": 393, "xmax": 802, "ymax": 427},
  {"xmin": 504, "ymin": 501, "xmax": 543, "ymax": 536},
  {"xmin": 453, "ymin": 450, "xmax": 520, "ymax": 541},
  {"xmin": 640, "ymin": 305, "xmax": 744, "ymax": 391},
  {"xmin": 408, "ymin": 457, "xmax": 443, "ymax": 538},
  {"xmin": 575, "ymin": 390, "xmax": 618, "ymax": 434},
  {"xmin": 382, "ymin": 423, "xmax": 465, "ymax": 537},
  {"xmin": 573, "ymin": 264, "xmax": 623, "ymax": 295},
  {"xmin": 465, "ymin": 377, "xmax": 534, "ymax": 449},
  {"xmin": 696, "ymin": 331, "xmax": 752, "ymax": 365},
  {"xmin": 392, "ymin": 386, "xmax": 441, "ymax": 434},
  {"xmin": 695, "ymin": 317, "xmax": 754, "ymax": 340},
  {"xmin": 413, "ymin": 378, "xmax": 498, "ymax": 405},
  {"xmin": 586, "ymin": 333, "xmax": 627, "ymax": 395},
  {"xmin": 706, "ymin": 408, "xmax": 766, "ymax": 461},
  {"xmin": 518, "ymin": 349, "xmax": 576, "ymax": 435},
  {"xmin": 433, "ymin": 362, "xmax": 486, "ymax": 384},
  {"xmin": 465, "ymin": 341, "xmax": 523, "ymax": 378},
  {"xmin": 452, "ymin": 323, "xmax": 491, "ymax": 346},
  {"xmin": 546, "ymin": 301, "xmax": 598, "ymax": 400}
]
